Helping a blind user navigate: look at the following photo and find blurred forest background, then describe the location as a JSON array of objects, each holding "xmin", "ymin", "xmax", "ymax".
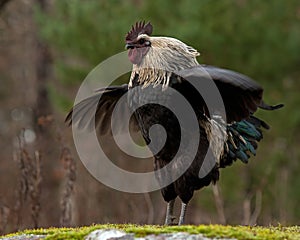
[{"xmin": 1, "ymin": 0, "xmax": 300, "ymax": 235}]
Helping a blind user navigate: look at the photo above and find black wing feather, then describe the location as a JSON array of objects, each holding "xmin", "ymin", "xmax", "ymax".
[
  {"xmin": 200, "ymin": 65, "xmax": 262, "ymax": 122},
  {"xmin": 177, "ymin": 65, "xmax": 282, "ymax": 123},
  {"xmin": 65, "ymin": 84, "xmax": 139, "ymax": 135}
]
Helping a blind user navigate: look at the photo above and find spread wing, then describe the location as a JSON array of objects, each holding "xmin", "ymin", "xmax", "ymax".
[
  {"xmin": 66, "ymin": 66, "xmax": 283, "ymax": 134},
  {"xmin": 177, "ymin": 65, "xmax": 283, "ymax": 123},
  {"xmin": 65, "ymin": 84, "xmax": 139, "ymax": 135}
]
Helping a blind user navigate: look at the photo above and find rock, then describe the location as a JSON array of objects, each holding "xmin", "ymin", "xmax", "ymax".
[
  {"xmin": 139, "ymin": 232, "xmax": 210, "ymax": 239},
  {"xmin": 1, "ymin": 229, "xmax": 236, "ymax": 240},
  {"xmin": 0, "ymin": 234, "xmax": 46, "ymax": 240},
  {"xmin": 85, "ymin": 229, "xmax": 236, "ymax": 240},
  {"xmin": 85, "ymin": 229, "xmax": 134, "ymax": 240}
]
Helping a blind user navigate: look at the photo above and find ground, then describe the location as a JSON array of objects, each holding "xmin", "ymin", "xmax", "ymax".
[{"xmin": 1, "ymin": 224, "xmax": 300, "ymax": 240}]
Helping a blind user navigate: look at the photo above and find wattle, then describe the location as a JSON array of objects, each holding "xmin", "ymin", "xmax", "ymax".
[
  {"xmin": 128, "ymin": 47, "xmax": 150, "ymax": 65},
  {"xmin": 128, "ymin": 48, "xmax": 143, "ymax": 65}
]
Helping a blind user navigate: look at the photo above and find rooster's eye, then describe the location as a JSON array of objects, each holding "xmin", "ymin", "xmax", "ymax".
[{"xmin": 138, "ymin": 38, "xmax": 145, "ymax": 44}]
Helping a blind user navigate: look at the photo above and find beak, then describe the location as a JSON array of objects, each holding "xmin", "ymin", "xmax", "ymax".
[{"xmin": 125, "ymin": 43, "xmax": 135, "ymax": 49}]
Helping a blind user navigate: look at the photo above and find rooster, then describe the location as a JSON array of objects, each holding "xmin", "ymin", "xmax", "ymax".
[{"xmin": 66, "ymin": 21, "xmax": 283, "ymax": 225}]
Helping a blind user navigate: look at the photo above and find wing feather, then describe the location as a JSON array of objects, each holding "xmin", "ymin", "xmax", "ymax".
[
  {"xmin": 177, "ymin": 65, "xmax": 282, "ymax": 123},
  {"xmin": 65, "ymin": 84, "xmax": 139, "ymax": 135}
]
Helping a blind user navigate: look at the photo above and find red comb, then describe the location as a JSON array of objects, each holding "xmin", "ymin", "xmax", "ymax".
[{"xmin": 126, "ymin": 21, "xmax": 153, "ymax": 41}]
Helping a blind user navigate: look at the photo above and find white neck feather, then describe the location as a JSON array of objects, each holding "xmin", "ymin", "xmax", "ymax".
[{"xmin": 129, "ymin": 36, "xmax": 200, "ymax": 88}]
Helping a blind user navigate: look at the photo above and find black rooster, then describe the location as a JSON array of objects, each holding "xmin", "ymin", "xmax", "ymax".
[{"xmin": 66, "ymin": 21, "xmax": 283, "ymax": 225}]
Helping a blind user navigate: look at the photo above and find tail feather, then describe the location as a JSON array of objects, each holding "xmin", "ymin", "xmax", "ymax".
[
  {"xmin": 220, "ymin": 116, "xmax": 268, "ymax": 168},
  {"xmin": 259, "ymin": 101, "xmax": 284, "ymax": 111}
]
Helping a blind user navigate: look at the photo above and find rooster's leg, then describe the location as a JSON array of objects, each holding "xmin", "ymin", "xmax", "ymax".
[
  {"xmin": 178, "ymin": 202, "xmax": 187, "ymax": 225},
  {"xmin": 165, "ymin": 199, "xmax": 176, "ymax": 225}
]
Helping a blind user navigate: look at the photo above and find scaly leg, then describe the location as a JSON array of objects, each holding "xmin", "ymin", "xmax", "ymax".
[
  {"xmin": 178, "ymin": 202, "xmax": 187, "ymax": 225},
  {"xmin": 164, "ymin": 199, "xmax": 176, "ymax": 225}
]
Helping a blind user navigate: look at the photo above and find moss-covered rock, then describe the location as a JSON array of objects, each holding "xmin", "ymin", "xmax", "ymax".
[{"xmin": 1, "ymin": 224, "xmax": 300, "ymax": 240}]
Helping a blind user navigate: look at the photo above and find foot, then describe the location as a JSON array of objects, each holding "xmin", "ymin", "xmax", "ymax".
[{"xmin": 165, "ymin": 215, "xmax": 177, "ymax": 225}]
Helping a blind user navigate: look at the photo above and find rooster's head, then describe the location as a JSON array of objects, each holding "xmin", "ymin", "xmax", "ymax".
[
  {"xmin": 125, "ymin": 21, "xmax": 153, "ymax": 65},
  {"xmin": 125, "ymin": 21, "xmax": 199, "ymax": 73}
]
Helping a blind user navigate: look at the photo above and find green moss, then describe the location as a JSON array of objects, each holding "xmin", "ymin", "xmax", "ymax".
[{"xmin": 2, "ymin": 224, "xmax": 300, "ymax": 240}]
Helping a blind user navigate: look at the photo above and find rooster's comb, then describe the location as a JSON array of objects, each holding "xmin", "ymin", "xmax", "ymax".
[{"xmin": 126, "ymin": 21, "xmax": 153, "ymax": 41}]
